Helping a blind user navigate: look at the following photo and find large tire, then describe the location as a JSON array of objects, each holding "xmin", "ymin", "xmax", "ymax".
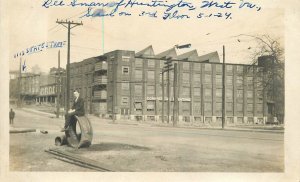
[{"xmin": 65, "ymin": 115, "xmax": 93, "ymax": 148}]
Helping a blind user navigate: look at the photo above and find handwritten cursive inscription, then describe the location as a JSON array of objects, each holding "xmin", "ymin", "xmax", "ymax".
[
  {"xmin": 13, "ymin": 41, "xmax": 66, "ymax": 58},
  {"xmin": 41, "ymin": 0, "xmax": 263, "ymax": 20}
]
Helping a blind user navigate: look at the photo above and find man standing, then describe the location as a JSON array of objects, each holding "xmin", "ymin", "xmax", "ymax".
[
  {"xmin": 9, "ymin": 108, "xmax": 15, "ymax": 125},
  {"xmin": 61, "ymin": 90, "xmax": 85, "ymax": 132}
]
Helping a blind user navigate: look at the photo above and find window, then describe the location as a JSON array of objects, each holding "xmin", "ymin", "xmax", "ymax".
[
  {"xmin": 135, "ymin": 84, "xmax": 142, "ymax": 96},
  {"xmin": 159, "ymin": 73, "xmax": 165, "ymax": 83},
  {"xmin": 237, "ymin": 89, "xmax": 243, "ymax": 98},
  {"xmin": 256, "ymin": 76, "xmax": 263, "ymax": 88},
  {"xmin": 205, "ymin": 88, "xmax": 211, "ymax": 97},
  {"xmin": 204, "ymin": 64, "xmax": 211, "ymax": 71},
  {"xmin": 226, "ymin": 102, "xmax": 233, "ymax": 112},
  {"xmin": 194, "ymin": 73, "xmax": 201, "ymax": 84},
  {"xmin": 216, "ymin": 64, "xmax": 222, "ymax": 72},
  {"xmin": 257, "ymin": 103, "xmax": 263, "ymax": 114},
  {"xmin": 147, "ymin": 85, "xmax": 155, "ymax": 95},
  {"xmin": 226, "ymin": 89, "xmax": 233, "ymax": 100},
  {"xmin": 226, "ymin": 65, "xmax": 233, "ymax": 72},
  {"xmin": 194, "ymin": 63, "xmax": 201, "ymax": 71},
  {"xmin": 216, "ymin": 102, "xmax": 222, "ymax": 113},
  {"xmin": 135, "ymin": 59, "xmax": 143, "ymax": 67},
  {"xmin": 247, "ymin": 76, "xmax": 253, "ymax": 83},
  {"xmin": 135, "ymin": 70, "xmax": 143, "ymax": 80},
  {"xmin": 216, "ymin": 89, "xmax": 222, "ymax": 97},
  {"xmin": 183, "ymin": 62, "xmax": 190, "ymax": 70},
  {"xmin": 247, "ymin": 103, "xmax": 253, "ymax": 114},
  {"xmin": 122, "ymin": 56, "xmax": 130, "ymax": 62},
  {"xmin": 247, "ymin": 90, "xmax": 253, "ymax": 98},
  {"xmin": 170, "ymin": 71, "xmax": 174, "ymax": 82},
  {"xmin": 205, "ymin": 74, "xmax": 211, "ymax": 83},
  {"xmin": 147, "ymin": 70, "xmax": 155, "ymax": 81},
  {"xmin": 226, "ymin": 75, "xmax": 233, "ymax": 85},
  {"xmin": 216, "ymin": 75, "xmax": 222, "ymax": 85},
  {"xmin": 134, "ymin": 102, "xmax": 142, "ymax": 109},
  {"xmin": 122, "ymin": 82, "xmax": 129, "ymax": 90},
  {"xmin": 204, "ymin": 102, "xmax": 212, "ymax": 112},
  {"xmin": 134, "ymin": 102, "xmax": 142, "ymax": 113},
  {"xmin": 256, "ymin": 90, "xmax": 263, "ymax": 99},
  {"xmin": 160, "ymin": 60, "xmax": 164, "ymax": 68},
  {"xmin": 148, "ymin": 60, "xmax": 155, "ymax": 68},
  {"xmin": 194, "ymin": 87, "xmax": 201, "ymax": 96},
  {"xmin": 182, "ymin": 87, "xmax": 190, "ymax": 97},
  {"xmin": 122, "ymin": 66, "xmax": 130, "ymax": 75},
  {"xmin": 237, "ymin": 66, "xmax": 243, "ymax": 73},
  {"xmin": 147, "ymin": 101, "xmax": 155, "ymax": 112},
  {"xmin": 121, "ymin": 97, "xmax": 129, "ymax": 105},
  {"xmin": 247, "ymin": 76, "xmax": 253, "ymax": 88},
  {"xmin": 247, "ymin": 66, "xmax": 253, "ymax": 74},
  {"xmin": 87, "ymin": 87, "xmax": 91, "ymax": 98},
  {"xmin": 236, "ymin": 76, "xmax": 243, "ymax": 85},
  {"xmin": 182, "ymin": 101, "xmax": 190, "ymax": 113},
  {"xmin": 183, "ymin": 73, "xmax": 189, "ymax": 83},
  {"xmin": 237, "ymin": 103, "xmax": 243, "ymax": 113},
  {"xmin": 194, "ymin": 102, "xmax": 201, "ymax": 114}
]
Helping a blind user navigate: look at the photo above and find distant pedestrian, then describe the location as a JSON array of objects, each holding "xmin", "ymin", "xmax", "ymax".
[{"xmin": 9, "ymin": 108, "xmax": 15, "ymax": 125}]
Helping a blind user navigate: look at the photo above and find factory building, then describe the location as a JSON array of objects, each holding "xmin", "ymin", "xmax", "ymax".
[{"xmin": 69, "ymin": 46, "xmax": 276, "ymax": 125}]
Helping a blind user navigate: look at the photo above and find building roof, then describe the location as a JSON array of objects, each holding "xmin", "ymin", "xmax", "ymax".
[
  {"xmin": 155, "ymin": 47, "xmax": 177, "ymax": 59},
  {"xmin": 136, "ymin": 45, "xmax": 155, "ymax": 57},
  {"xmin": 197, "ymin": 51, "xmax": 220, "ymax": 63},
  {"xmin": 175, "ymin": 50, "xmax": 199, "ymax": 61}
]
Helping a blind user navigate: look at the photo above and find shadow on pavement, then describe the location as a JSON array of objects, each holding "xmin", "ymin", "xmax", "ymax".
[{"xmin": 83, "ymin": 142, "xmax": 151, "ymax": 152}]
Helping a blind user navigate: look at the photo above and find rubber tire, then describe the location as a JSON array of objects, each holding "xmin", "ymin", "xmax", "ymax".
[{"xmin": 65, "ymin": 115, "xmax": 93, "ymax": 148}]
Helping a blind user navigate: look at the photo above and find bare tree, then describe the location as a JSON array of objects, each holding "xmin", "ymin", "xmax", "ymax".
[{"xmin": 239, "ymin": 34, "xmax": 285, "ymax": 124}]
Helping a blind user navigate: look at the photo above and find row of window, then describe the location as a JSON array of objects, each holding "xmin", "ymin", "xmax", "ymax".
[
  {"xmin": 124, "ymin": 68, "xmax": 263, "ymax": 87},
  {"xmin": 121, "ymin": 99, "xmax": 263, "ymax": 114},
  {"xmin": 123, "ymin": 83, "xmax": 263, "ymax": 99},
  {"xmin": 71, "ymin": 64, "xmax": 94, "ymax": 75},
  {"xmin": 134, "ymin": 60, "xmax": 263, "ymax": 74},
  {"xmin": 70, "ymin": 75, "xmax": 93, "ymax": 86}
]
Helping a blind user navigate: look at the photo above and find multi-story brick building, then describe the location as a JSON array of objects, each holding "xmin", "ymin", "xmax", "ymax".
[
  {"xmin": 19, "ymin": 73, "xmax": 40, "ymax": 104},
  {"xmin": 69, "ymin": 57, "xmax": 96, "ymax": 113},
  {"xmin": 69, "ymin": 46, "xmax": 278, "ymax": 125}
]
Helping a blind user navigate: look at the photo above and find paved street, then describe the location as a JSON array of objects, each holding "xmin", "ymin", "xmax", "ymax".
[{"xmin": 9, "ymin": 108, "xmax": 284, "ymax": 172}]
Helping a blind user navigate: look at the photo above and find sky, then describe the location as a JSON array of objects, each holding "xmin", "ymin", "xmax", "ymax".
[{"xmin": 8, "ymin": 0, "xmax": 284, "ymax": 73}]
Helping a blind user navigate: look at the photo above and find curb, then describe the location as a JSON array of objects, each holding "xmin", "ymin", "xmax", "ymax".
[
  {"xmin": 150, "ymin": 124, "xmax": 284, "ymax": 134},
  {"xmin": 10, "ymin": 128, "xmax": 36, "ymax": 134}
]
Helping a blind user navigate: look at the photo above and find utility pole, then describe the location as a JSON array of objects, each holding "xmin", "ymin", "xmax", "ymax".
[
  {"xmin": 222, "ymin": 45, "xmax": 226, "ymax": 129},
  {"xmin": 56, "ymin": 19, "xmax": 83, "ymax": 112},
  {"xmin": 164, "ymin": 59, "xmax": 173, "ymax": 124},
  {"xmin": 201, "ymin": 83, "xmax": 204, "ymax": 123},
  {"xmin": 112, "ymin": 61, "xmax": 116, "ymax": 123},
  {"xmin": 161, "ymin": 71, "xmax": 165, "ymax": 123},
  {"xmin": 18, "ymin": 57, "xmax": 22, "ymax": 107},
  {"xmin": 173, "ymin": 63, "xmax": 178, "ymax": 126},
  {"xmin": 56, "ymin": 50, "xmax": 61, "ymax": 118}
]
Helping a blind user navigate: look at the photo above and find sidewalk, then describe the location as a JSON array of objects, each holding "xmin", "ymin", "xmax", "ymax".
[
  {"xmin": 21, "ymin": 107, "xmax": 61, "ymax": 118},
  {"xmin": 18, "ymin": 107, "xmax": 284, "ymax": 133}
]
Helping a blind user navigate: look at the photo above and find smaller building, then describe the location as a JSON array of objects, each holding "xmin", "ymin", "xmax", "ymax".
[
  {"xmin": 36, "ymin": 67, "xmax": 66, "ymax": 106},
  {"xmin": 20, "ymin": 73, "xmax": 40, "ymax": 104}
]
